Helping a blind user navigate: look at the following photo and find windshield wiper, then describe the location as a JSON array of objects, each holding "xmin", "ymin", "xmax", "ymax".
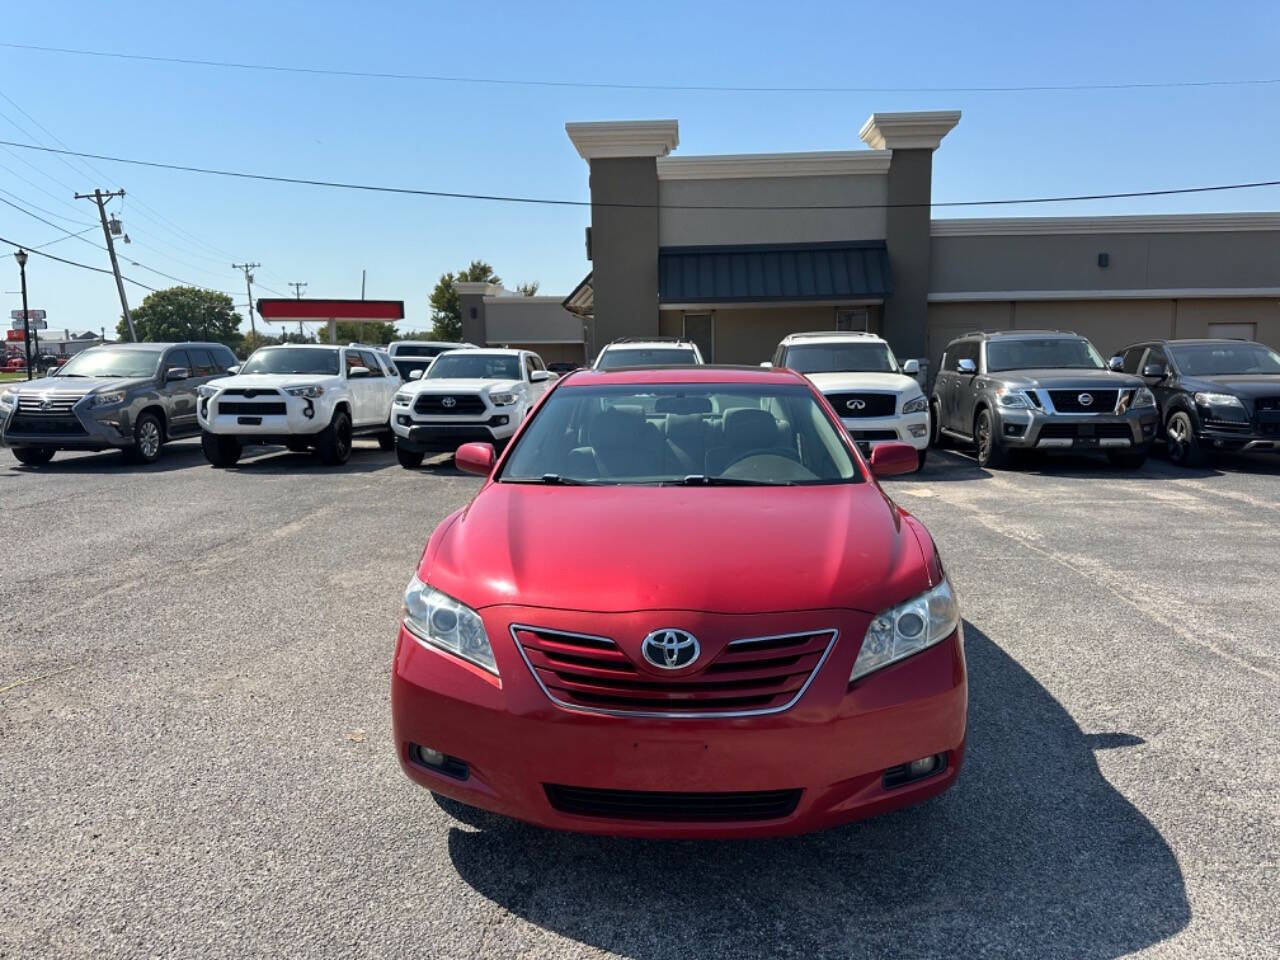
[
  {"xmin": 674, "ymin": 474, "xmax": 793, "ymax": 486},
  {"xmin": 504, "ymin": 473, "xmax": 599, "ymax": 485}
]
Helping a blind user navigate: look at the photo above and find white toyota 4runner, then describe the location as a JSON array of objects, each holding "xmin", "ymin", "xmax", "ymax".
[
  {"xmin": 197, "ymin": 344, "xmax": 398, "ymax": 467},
  {"xmin": 765, "ymin": 331, "xmax": 930, "ymax": 470},
  {"xmin": 390, "ymin": 348, "xmax": 555, "ymax": 468}
]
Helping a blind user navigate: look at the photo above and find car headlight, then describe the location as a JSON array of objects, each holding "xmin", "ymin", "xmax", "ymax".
[
  {"xmin": 488, "ymin": 392, "xmax": 518, "ymax": 406},
  {"xmin": 393, "ymin": 392, "xmax": 412, "ymax": 406},
  {"xmin": 1194, "ymin": 392, "xmax": 1243, "ymax": 408},
  {"xmin": 284, "ymin": 385, "xmax": 324, "ymax": 398},
  {"xmin": 402, "ymin": 576, "xmax": 498, "ymax": 675},
  {"xmin": 902, "ymin": 394, "xmax": 928, "ymax": 415},
  {"xmin": 0, "ymin": 388, "xmax": 17, "ymax": 406},
  {"xmin": 995, "ymin": 388, "xmax": 1033, "ymax": 409},
  {"xmin": 197, "ymin": 385, "xmax": 218, "ymax": 399},
  {"xmin": 91, "ymin": 390, "xmax": 126, "ymax": 407},
  {"xmin": 1132, "ymin": 387, "xmax": 1156, "ymax": 409},
  {"xmin": 852, "ymin": 578, "xmax": 959, "ymax": 682}
]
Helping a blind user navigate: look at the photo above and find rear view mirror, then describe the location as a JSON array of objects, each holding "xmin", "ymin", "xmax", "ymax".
[
  {"xmin": 165, "ymin": 367, "xmax": 190, "ymax": 382},
  {"xmin": 455, "ymin": 442, "xmax": 496, "ymax": 476},
  {"xmin": 348, "ymin": 366, "xmax": 370, "ymax": 379},
  {"xmin": 1108, "ymin": 356, "xmax": 1124, "ymax": 371},
  {"xmin": 530, "ymin": 370, "xmax": 553, "ymax": 382},
  {"xmin": 408, "ymin": 369, "xmax": 424, "ymax": 381},
  {"xmin": 957, "ymin": 358, "xmax": 977, "ymax": 375},
  {"xmin": 1142, "ymin": 363, "xmax": 1168, "ymax": 379},
  {"xmin": 902, "ymin": 359, "xmax": 920, "ymax": 375},
  {"xmin": 225, "ymin": 364, "xmax": 241, "ymax": 375},
  {"xmin": 868, "ymin": 442, "xmax": 919, "ymax": 478}
]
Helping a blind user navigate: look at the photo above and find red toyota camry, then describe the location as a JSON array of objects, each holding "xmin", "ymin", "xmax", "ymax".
[{"xmin": 391, "ymin": 365, "xmax": 966, "ymax": 837}]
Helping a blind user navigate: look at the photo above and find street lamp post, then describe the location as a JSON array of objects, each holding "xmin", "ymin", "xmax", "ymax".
[{"xmin": 14, "ymin": 248, "xmax": 32, "ymax": 382}]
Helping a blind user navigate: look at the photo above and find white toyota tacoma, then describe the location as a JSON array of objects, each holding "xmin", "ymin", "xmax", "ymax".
[
  {"xmin": 390, "ymin": 348, "xmax": 555, "ymax": 468},
  {"xmin": 197, "ymin": 344, "xmax": 398, "ymax": 466},
  {"xmin": 765, "ymin": 331, "xmax": 931, "ymax": 470}
]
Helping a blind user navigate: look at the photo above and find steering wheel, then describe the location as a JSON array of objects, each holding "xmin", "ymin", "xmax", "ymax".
[{"xmin": 720, "ymin": 446, "xmax": 803, "ymax": 471}]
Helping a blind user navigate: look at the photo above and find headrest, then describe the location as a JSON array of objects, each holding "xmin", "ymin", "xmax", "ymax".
[
  {"xmin": 723, "ymin": 408, "xmax": 780, "ymax": 449},
  {"xmin": 589, "ymin": 407, "xmax": 646, "ymax": 448},
  {"xmin": 655, "ymin": 396, "xmax": 713, "ymax": 415},
  {"xmin": 664, "ymin": 413, "xmax": 707, "ymax": 442}
]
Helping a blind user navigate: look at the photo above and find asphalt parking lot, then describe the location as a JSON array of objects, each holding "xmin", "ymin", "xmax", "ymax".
[{"xmin": 1, "ymin": 440, "xmax": 1277, "ymax": 959}]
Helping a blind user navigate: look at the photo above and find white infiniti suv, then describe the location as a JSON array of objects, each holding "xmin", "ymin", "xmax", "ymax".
[
  {"xmin": 765, "ymin": 331, "xmax": 930, "ymax": 470},
  {"xmin": 197, "ymin": 344, "xmax": 398, "ymax": 466},
  {"xmin": 390, "ymin": 348, "xmax": 555, "ymax": 468}
]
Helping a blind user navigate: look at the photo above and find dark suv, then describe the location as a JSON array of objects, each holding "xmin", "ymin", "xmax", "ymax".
[
  {"xmin": 1110, "ymin": 338, "xmax": 1280, "ymax": 466},
  {"xmin": 931, "ymin": 330, "xmax": 1158, "ymax": 469}
]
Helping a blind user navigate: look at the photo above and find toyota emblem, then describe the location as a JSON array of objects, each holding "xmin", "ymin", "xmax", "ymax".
[
  {"xmin": 641, "ymin": 629, "xmax": 700, "ymax": 670},
  {"xmin": 846, "ymin": 398, "xmax": 866, "ymax": 411},
  {"xmin": 1077, "ymin": 393, "xmax": 1094, "ymax": 407},
  {"xmin": 441, "ymin": 396, "xmax": 457, "ymax": 408}
]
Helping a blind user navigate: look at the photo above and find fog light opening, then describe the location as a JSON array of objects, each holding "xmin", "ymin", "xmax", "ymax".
[
  {"xmin": 907, "ymin": 424, "xmax": 928, "ymax": 438},
  {"xmin": 882, "ymin": 753, "xmax": 947, "ymax": 790},
  {"xmin": 410, "ymin": 743, "xmax": 470, "ymax": 780},
  {"xmin": 1004, "ymin": 423, "xmax": 1025, "ymax": 437}
]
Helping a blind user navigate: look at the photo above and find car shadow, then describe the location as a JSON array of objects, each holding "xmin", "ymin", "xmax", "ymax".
[
  {"xmin": 443, "ymin": 623, "xmax": 1189, "ymax": 960},
  {"xmin": 225, "ymin": 441, "xmax": 399, "ymax": 474},
  {"xmin": 886, "ymin": 447, "xmax": 992, "ymax": 483},
  {"xmin": 0, "ymin": 440, "xmax": 209, "ymax": 475}
]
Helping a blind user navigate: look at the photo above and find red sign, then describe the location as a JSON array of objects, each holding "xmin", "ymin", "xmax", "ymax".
[
  {"xmin": 256, "ymin": 298, "xmax": 404, "ymax": 322},
  {"xmin": 6, "ymin": 329, "xmax": 25, "ymax": 341}
]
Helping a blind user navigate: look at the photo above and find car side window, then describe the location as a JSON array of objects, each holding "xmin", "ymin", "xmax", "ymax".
[
  {"xmin": 774, "ymin": 345, "xmax": 787, "ymax": 367},
  {"xmin": 344, "ymin": 351, "xmax": 362, "ymax": 377},
  {"xmin": 213, "ymin": 347, "xmax": 236, "ymax": 372},
  {"xmin": 1121, "ymin": 346, "xmax": 1147, "ymax": 374},
  {"xmin": 187, "ymin": 348, "xmax": 215, "ymax": 377},
  {"xmin": 530, "ymin": 354, "xmax": 545, "ymax": 372},
  {"xmin": 523, "ymin": 355, "xmax": 535, "ymax": 380},
  {"xmin": 1144, "ymin": 346, "xmax": 1169, "ymax": 372},
  {"xmin": 359, "ymin": 350, "xmax": 383, "ymax": 376},
  {"xmin": 166, "ymin": 349, "xmax": 192, "ymax": 376}
]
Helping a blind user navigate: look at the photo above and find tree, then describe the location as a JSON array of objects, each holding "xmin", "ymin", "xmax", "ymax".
[
  {"xmin": 515, "ymin": 281, "xmax": 540, "ymax": 296},
  {"xmin": 236, "ymin": 330, "xmax": 280, "ymax": 358},
  {"xmin": 120, "ymin": 287, "xmax": 242, "ymax": 347},
  {"xmin": 428, "ymin": 260, "xmax": 501, "ymax": 341},
  {"xmin": 332, "ymin": 321, "xmax": 398, "ymax": 345}
]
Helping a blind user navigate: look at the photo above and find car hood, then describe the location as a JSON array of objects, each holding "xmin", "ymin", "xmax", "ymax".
[
  {"xmin": 410, "ymin": 378, "xmax": 521, "ymax": 393},
  {"xmin": 807, "ymin": 372, "xmax": 922, "ymax": 394},
  {"xmin": 1178, "ymin": 374, "xmax": 1280, "ymax": 398},
  {"xmin": 424, "ymin": 482, "xmax": 930, "ymax": 615},
  {"xmin": 207, "ymin": 373, "xmax": 334, "ymax": 390},
  {"xmin": 9, "ymin": 375, "xmax": 150, "ymax": 395},
  {"xmin": 993, "ymin": 368, "xmax": 1143, "ymax": 389}
]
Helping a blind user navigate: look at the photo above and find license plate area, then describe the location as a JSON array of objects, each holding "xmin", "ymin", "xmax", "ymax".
[
  {"xmin": 237, "ymin": 416, "xmax": 262, "ymax": 426},
  {"xmin": 1074, "ymin": 424, "xmax": 1098, "ymax": 448}
]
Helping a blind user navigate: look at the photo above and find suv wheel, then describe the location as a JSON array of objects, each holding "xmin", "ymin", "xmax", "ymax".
[
  {"xmin": 974, "ymin": 408, "xmax": 1011, "ymax": 469},
  {"xmin": 201, "ymin": 431, "xmax": 242, "ymax": 467},
  {"xmin": 11, "ymin": 445, "xmax": 55, "ymax": 465},
  {"xmin": 123, "ymin": 412, "xmax": 164, "ymax": 464},
  {"xmin": 1165, "ymin": 410, "xmax": 1206, "ymax": 467},
  {"xmin": 315, "ymin": 409, "xmax": 353, "ymax": 465},
  {"xmin": 396, "ymin": 444, "xmax": 425, "ymax": 469},
  {"xmin": 378, "ymin": 429, "xmax": 396, "ymax": 451}
]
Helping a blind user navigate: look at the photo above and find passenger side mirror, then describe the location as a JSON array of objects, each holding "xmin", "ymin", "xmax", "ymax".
[
  {"xmin": 407, "ymin": 369, "xmax": 424, "ymax": 381},
  {"xmin": 1142, "ymin": 363, "xmax": 1168, "ymax": 380},
  {"xmin": 225, "ymin": 364, "xmax": 241, "ymax": 375},
  {"xmin": 957, "ymin": 358, "xmax": 977, "ymax": 375},
  {"xmin": 165, "ymin": 366, "xmax": 190, "ymax": 382},
  {"xmin": 1108, "ymin": 356, "xmax": 1124, "ymax": 372},
  {"xmin": 868, "ymin": 442, "xmax": 919, "ymax": 478},
  {"xmin": 530, "ymin": 370, "xmax": 553, "ymax": 382},
  {"xmin": 348, "ymin": 365, "xmax": 370, "ymax": 379},
  {"xmin": 455, "ymin": 442, "xmax": 496, "ymax": 476},
  {"xmin": 902, "ymin": 359, "xmax": 920, "ymax": 375}
]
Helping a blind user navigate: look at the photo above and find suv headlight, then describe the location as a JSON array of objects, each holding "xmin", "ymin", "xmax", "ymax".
[
  {"xmin": 402, "ymin": 576, "xmax": 498, "ymax": 675},
  {"xmin": 284, "ymin": 385, "xmax": 324, "ymax": 398},
  {"xmin": 902, "ymin": 394, "xmax": 928, "ymax": 415},
  {"xmin": 393, "ymin": 392, "xmax": 412, "ymax": 406},
  {"xmin": 995, "ymin": 388, "xmax": 1033, "ymax": 409},
  {"xmin": 488, "ymin": 392, "xmax": 518, "ymax": 406},
  {"xmin": 0, "ymin": 387, "xmax": 17, "ymax": 406},
  {"xmin": 852, "ymin": 578, "xmax": 959, "ymax": 682},
  {"xmin": 1132, "ymin": 387, "xmax": 1156, "ymax": 409},
  {"xmin": 91, "ymin": 390, "xmax": 126, "ymax": 407},
  {"xmin": 1194, "ymin": 391, "xmax": 1243, "ymax": 409},
  {"xmin": 197, "ymin": 385, "xmax": 218, "ymax": 398}
]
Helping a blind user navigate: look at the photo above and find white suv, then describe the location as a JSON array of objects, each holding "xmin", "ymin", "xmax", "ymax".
[
  {"xmin": 390, "ymin": 348, "xmax": 555, "ymax": 468},
  {"xmin": 198, "ymin": 344, "xmax": 398, "ymax": 466},
  {"xmin": 386, "ymin": 340, "xmax": 476, "ymax": 381},
  {"xmin": 593, "ymin": 338, "xmax": 703, "ymax": 369},
  {"xmin": 765, "ymin": 331, "xmax": 930, "ymax": 470}
]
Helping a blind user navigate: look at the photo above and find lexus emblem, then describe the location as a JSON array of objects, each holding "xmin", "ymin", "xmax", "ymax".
[
  {"xmin": 39, "ymin": 397, "xmax": 53, "ymax": 412},
  {"xmin": 1077, "ymin": 393, "xmax": 1094, "ymax": 407},
  {"xmin": 641, "ymin": 629, "xmax": 700, "ymax": 670},
  {"xmin": 846, "ymin": 398, "xmax": 866, "ymax": 411},
  {"xmin": 441, "ymin": 396, "xmax": 457, "ymax": 408}
]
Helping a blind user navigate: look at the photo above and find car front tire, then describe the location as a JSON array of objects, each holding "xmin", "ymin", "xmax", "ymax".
[
  {"xmin": 378, "ymin": 430, "xmax": 396, "ymax": 451},
  {"xmin": 1165, "ymin": 410, "xmax": 1206, "ymax": 467},
  {"xmin": 974, "ymin": 408, "xmax": 1010, "ymax": 469},
  {"xmin": 396, "ymin": 443, "xmax": 424, "ymax": 469},
  {"xmin": 201, "ymin": 430, "xmax": 242, "ymax": 467},
  {"xmin": 123, "ymin": 411, "xmax": 164, "ymax": 464},
  {"xmin": 315, "ymin": 409, "xmax": 353, "ymax": 465},
  {"xmin": 11, "ymin": 445, "xmax": 55, "ymax": 465}
]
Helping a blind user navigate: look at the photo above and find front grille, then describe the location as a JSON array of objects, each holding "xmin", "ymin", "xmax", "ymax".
[
  {"xmin": 1047, "ymin": 389, "xmax": 1118, "ymax": 413},
  {"xmin": 824, "ymin": 392, "xmax": 897, "ymax": 418},
  {"xmin": 1255, "ymin": 397, "xmax": 1280, "ymax": 412},
  {"xmin": 512, "ymin": 626, "xmax": 835, "ymax": 716},
  {"xmin": 544, "ymin": 784, "xmax": 802, "ymax": 822},
  {"xmin": 220, "ymin": 388, "xmax": 282, "ymax": 399},
  {"xmin": 9, "ymin": 416, "xmax": 86, "ymax": 435},
  {"xmin": 217, "ymin": 401, "xmax": 287, "ymax": 416},
  {"xmin": 414, "ymin": 394, "xmax": 487, "ymax": 415},
  {"xmin": 16, "ymin": 393, "xmax": 84, "ymax": 415}
]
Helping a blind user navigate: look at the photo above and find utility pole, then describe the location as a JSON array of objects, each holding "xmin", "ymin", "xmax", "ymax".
[
  {"xmin": 288, "ymin": 281, "xmax": 307, "ymax": 339},
  {"xmin": 75, "ymin": 189, "xmax": 135, "ymax": 341},
  {"xmin": 232, "ymin": 263, "xmax": 260, "ymax": 341}
]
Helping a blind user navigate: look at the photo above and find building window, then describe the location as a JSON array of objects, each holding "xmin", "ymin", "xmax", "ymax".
[
  {"xmin": 835, "ymin": 308, "xmax": 869, "ymax": 332},
  {"xmin": 683, "ymin": 313, "xmax": 714, "ymax": 363}
]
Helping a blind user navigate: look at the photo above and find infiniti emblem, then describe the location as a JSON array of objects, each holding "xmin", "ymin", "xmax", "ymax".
[
  {"xmin": 1077, "ymin": 393, "xmax": 1094, "ymax": 407},
  {"xmin": 641, "ymin": 629, "xmax": 700, "ymax": 670},
  {"xmin": 846, "ymin": 398, "xmax": 866, "ymax": 411},
  {"xmin": 441, "ymin": 396, "xmax": 457, "ymax": 408}
]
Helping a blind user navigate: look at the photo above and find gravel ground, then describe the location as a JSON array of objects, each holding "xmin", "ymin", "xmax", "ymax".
[{"xmin": 1, "ymin": 439, "xmax": 1276, "ymax": 959}]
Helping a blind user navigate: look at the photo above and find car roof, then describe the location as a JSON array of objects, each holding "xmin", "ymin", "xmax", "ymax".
[
  {"xmin": 255, "ymin": 343, "xmax": 341, "ymax": 350},
  {"xmin": 956, "ymin": 329, "xmax": 1075, "ymax": 341},
  {"xmin": 601, "ymin": 340, "xmax": 698, "ymax": 350},
  {"xmin": 90, "ymin": 342, "xmax": 222, "ymax": 350},
  {"xmin": 438, "ymin": 347, "xmax": 526, "ymax": 357},
  {"xmin": 563, "ymin": 365, "xmax": 808, "ymax": 386},
  {"xmin": 388, "ymin": 340, "xmax": 474, "ymax": 349},
  {"xmin": 782, "ymin": 331, "xmax": 886, "ymax": 343},
  {"xmin": 1153, "ymin": 338, "xmax": 1264, "ymax": 346}
]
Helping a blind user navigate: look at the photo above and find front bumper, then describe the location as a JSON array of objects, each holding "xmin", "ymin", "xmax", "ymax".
[
  {"xmin": 197, "ymin": 393, "xmax": 328, "ymax": 438},
  {"xmin": 839, "ymin": 411, "xmax": 930, "ymax": 452},
  {"xmin": 0, "ymin": 398, "xmax": 135, "ymax": 449},
  {"xmin": 392, "ymin": 606, "xmax": 967, "ymax": 838},
  {"xmin": 391, "ymin": 411, "xmax": 516, "ymax": 451},
  {"xmin": 994, "ymin": 406, "xmax": 1157, "ymax": 452}
]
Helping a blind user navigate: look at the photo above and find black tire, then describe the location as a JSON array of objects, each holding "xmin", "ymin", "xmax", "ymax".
[
  {"xmin": 1165, "ymin": 410, "xmax": 1206, "ymax": 467},
  {"xmin": 11, "ymin": 445, "xmax": 55, "ymax": 465},
  {"xmin": 929, "ymin": 401, "xmax": 947, "ymax": 448},
  {"xmin": 122, "ymin": 411, "xmax": 164, "ymax": 464},
  {"xmin": 974, "ymin": 408, "xmax": 1011, "ymax": 469},
  {"xmin": 915, "ymin": 448, "xmax": 928, "ymax": 472},
  {"xmin": 396, "ymin": 444, "xmax": 425, "ymax": 470},
  {"xmin": 1107, "ymin": 450, "xmax": 1149, "ymax": 470},
  {"xmin": 201, "ymin": 430, "xmax": 242, "ymax": 467},
  {"xmin": 286, "ymin": 439, "xmax": 311, "ymax": 453},
  {"xmin": 378, "ymin": 430, "xmax": 396, "ymax": 451},
  {"xmin": 315, "ymin": 409, "xmax": 353, "ymax": 465}
]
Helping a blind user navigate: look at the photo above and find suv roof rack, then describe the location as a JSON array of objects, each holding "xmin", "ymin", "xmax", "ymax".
[
  {"xmin": 609, "ymin": 336, "xmax": 696, "ymax": 345},
  {"xmin": 786, "ymin": 330, "xmax": 880, "ymax": 340},
  {"xmin": 961, "ymin": 329, "xmax": 1069, "ymax": 338}
]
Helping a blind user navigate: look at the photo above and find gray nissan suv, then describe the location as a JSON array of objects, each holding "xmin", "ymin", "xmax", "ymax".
[
  {"xmin": 0, "ymin": 341, "xmax": 238, "ymax": 466},
  {"xmin": 931, "ymin": 330, "xmax": 1158, "ymax": 469}
]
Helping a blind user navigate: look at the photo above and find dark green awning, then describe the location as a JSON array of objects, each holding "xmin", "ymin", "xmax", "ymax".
[{"xmin": 658, "ymin": 242, "xmax": 892, "ymax": 304}]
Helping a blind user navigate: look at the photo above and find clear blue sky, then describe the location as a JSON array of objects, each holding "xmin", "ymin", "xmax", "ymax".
[{"xmin": 3, "ymin": 0, "xmax": 1278, "ymax": 337}]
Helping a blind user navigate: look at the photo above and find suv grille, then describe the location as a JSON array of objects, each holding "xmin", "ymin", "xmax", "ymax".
[
  {"xmin": 512, "ymin": 626, "xmax": 836, "ymax": 716},
  {"xmin": 544, "ymin": 784, "xmax": 802, "ymax": 822},
  {"xmin": 1047, "ymin": 389, "xmax": 1118, "ymax": 413},
  {"xmin": 823, "ymin": 392, "xmax": 897, "ymax": 418},
  {"xmin": 414, "ymin": 394, "xmax": 486, "ymax": 415},
  {"xmin": 16, "ymin": 393, "xmax": 84, "ymax": 415},
  {"xmin": 220, "ymin": 388, "xmax": 282, "ymax": 399},
  {"xmin": 1255, "ymin": 397, "xmax": 1280, "ymax": 412},
  {"xmin": 217, "ymin": 401, "xmax": 287, "ymax": 416}
]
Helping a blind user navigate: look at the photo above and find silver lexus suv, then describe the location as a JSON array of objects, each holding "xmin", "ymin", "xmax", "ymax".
[
  {"xmin": 0, "ymin": 342, "xmax": 237, "ymax": 466},
  {"xmin": 931, "ymin": 330, "xmax": 1158, "ymax": 469}
]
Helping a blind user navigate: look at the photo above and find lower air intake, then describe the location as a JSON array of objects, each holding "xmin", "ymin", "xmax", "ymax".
[{"xmin": 544, "ymin": 784, "xmax": 802, "ymax": 822}]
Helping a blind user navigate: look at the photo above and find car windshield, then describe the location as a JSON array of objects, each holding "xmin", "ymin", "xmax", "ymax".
[
  {"xmin": 53, "ymin": 348, "xmax": 162, "ymax": 379},
  {"xmin": 784, "ymin": 342, "xmax": 899, "ymax": 374},
  {"xmin": 394, "ymin": 345, "xmax": 450, "ymax": 358},
  {"xmin": 985, "ymin": 338, "xmax": 1105, "ymax": 372},
  {"xmin": 239, "ymin": 347, "xmax": 340, "ymax": 376},
  {"xmin": 1168, "ymin": 343, "xmax": 1280, "ymax": 376},
  {"xmin": 596, "ymin": 348, "xmax": 698, "ymax": 370},
  {"xmin": 427, "ymin": 353, "xmax": 520, "ymax": 380},
  {"xmin": 500, "ymin": 383, "xmax": 861, "ymax": 486},
  {"xmin": 394, "ymin": 358, "xmax": 434, "ymax": 379}
]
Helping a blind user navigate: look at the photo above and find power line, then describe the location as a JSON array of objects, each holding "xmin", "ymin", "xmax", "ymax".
[
  {"xmin": 1, "ymin": 136, "xmax": 1279, "ymax": 212},
  {"xmin": 4, "ymin": 40, "xmax": 1279, "ymax": 94},
  {"xmin": 0, "ymin": 231, "xmax": 157, "ymax": 290}
]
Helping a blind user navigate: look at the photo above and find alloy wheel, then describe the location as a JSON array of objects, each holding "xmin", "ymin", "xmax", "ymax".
[
  {"xmin": 138, "ymin": 420, "xmax": 161, "ymax": 459},
  {"xmin": 976, "ymin": 414, "xmax": 991, "ymax": 462},
  {"xmin": 1167, "ymin": 413, "xmax": 1190, "ymax": 462}
]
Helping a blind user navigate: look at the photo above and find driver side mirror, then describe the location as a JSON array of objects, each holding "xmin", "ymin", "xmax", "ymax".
[
  {"xmin": 1108, "ymin": 356, "xmax": 1124, "ymax": 372},
  {"xmin": 348, "ymin": 365, "xmax": 370, "ymax": 379},
  {"xmin": 225, "ymin": 364, "xmax": 241, "ymax": 376},
  {"xmin": 957, "ymin": 358, "xmax": 977, "ymax": 375},
  {"xmin": 1142, "ymin": 363, "xmax": 1168, "ymax": 379},
  {"xmin": 868, "ymin": 442, "xmax": 919, "ymax": 478},
  {"xmin": 455, "ymin": 442, "xmax": 496, "ymax": 476},
  {"xmin": 165, "ymin": 366, "xmax": 190, "ymax": 382},
  {"xmin": 902, "ymin": 359, "xmax": 920, "ymax": 375},
  {"xmin": 407, "ymin": 369, "xmax": 424, "ymax": 380},
  {"xmin": 530, "ymin": 370, "xmax": 553, "ymax": 382}
]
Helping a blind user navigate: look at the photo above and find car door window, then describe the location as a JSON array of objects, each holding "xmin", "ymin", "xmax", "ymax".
[
  {"xmin": 359, "ymin": 351, "xmax": 382, "ymax": 376},
  {"xmin": 166, "ymin": 349, "xmax": 192, "ymax": 377},
  {"xmin": 1143, "ymin": 346, "xmax": 1169, "ymax": 375},
  {"xmin": 187, "ymin": 348, "xmax": 215, "ymax": 377},
  {"xmin": 522, "ymin": 355, "xmax": 535, "ymax": 381},
  {"xmin": 1121, "ymin": 347, "xmax": 1147, "ymax": 374},
  {"xmin": 344, "ymin": 351, "xmax": 365, "ymax": 378}
]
